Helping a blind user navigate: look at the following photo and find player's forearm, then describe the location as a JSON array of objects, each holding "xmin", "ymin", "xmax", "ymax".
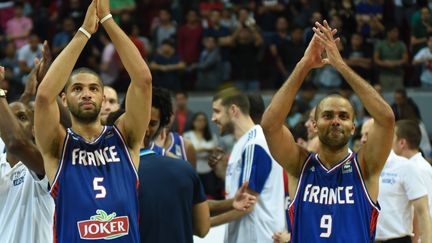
[
  {"xmin": 334, "ymin": 61, "xmax": 394, "ymax": 126},
  {"xmin": 210, "ymin": 209, "xmax": 247, "ymax": 226},
  {"xmin": 208, "ymin": 199, "xmax": 234, "ymax": 216},
  {"xmin": 261, "ymin": 59, "xmax": 310, "ymax": 132},
  {"xmin": 37, "ymin": 32, "xmax": 88, "ymax": 102},
  {"xmin": 101, "ymin": 18, "xmax": 151, "ymax": 86}
]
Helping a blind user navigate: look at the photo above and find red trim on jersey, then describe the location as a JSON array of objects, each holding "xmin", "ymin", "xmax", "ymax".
[{"xmin": 370, "ymin": 207, "xmax": 379, "ymax": 240}]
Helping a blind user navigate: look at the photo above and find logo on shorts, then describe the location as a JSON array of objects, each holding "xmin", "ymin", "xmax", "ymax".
[{"xmin": 77, "ymin": 210, "xmax": 129, "ymax": 240}]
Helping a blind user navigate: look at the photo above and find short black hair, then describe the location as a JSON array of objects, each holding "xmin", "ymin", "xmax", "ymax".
[
  {"xmin": 152, "ymin": 87, "xmax": 173, "ymax": 128},
  {"xmin": 247, "ymin": 93, "xmax": 265, "ymax": 124},
  {"xmin": 190, "ymin": 112, "xmax": 213, "ymax": 141},
  {"xmin": 213, "ymin": 88, "xmax": 250, "ymax": 115},
  {"xmin": 395, "ymin": 119, "xmax": 421, "ymax": 149},
  {"xmin": 64, "ymin": 67, "xmax": 103, "ymax": 92},
  {"xmin": 395, "ymin": 88, "xmax": 407, "ymax": 98}
]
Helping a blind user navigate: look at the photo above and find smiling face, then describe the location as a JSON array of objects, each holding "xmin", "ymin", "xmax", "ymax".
[
  {"xmin": 64, "ymin": 72, "xmax": 104, "ymax": 124},
  {"xmin": 315, "ymin": 96, "xmax": 355, "ymax": 150},
  {"xmin": 212, "ymin": 99, "xmax": 234, "ymax": 136}
]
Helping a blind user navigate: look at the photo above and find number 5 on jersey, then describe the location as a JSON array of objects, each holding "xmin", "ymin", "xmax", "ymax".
[
  {"xmin": 93, "ymin": 177, "xmax": 106, "ymax": 198},
  {"xmin": 320, "ymin": 215, "xmax": 332, "ymax": 238}
]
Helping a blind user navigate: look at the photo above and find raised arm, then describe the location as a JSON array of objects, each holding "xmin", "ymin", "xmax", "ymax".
[
  {"xmin": 98, "ymin": 1, "xmax": 152, "ymax": 160},
  {"xmin": 0, "ymin": 67, "xmax": 44, "ymax": 175},
  {"xmin": 313, "ymin": 21, "xmax": 395, "ymax": 187},
  {"xmin": 261, "ymin": 34, "xmax": 328, "ymax": 175},
  {"xmin": 34, "ymin": 1, "xmax": 99, "ymax": 180}
]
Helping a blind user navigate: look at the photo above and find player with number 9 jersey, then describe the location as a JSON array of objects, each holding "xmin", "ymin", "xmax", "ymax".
[
  {"xmin": 50, "ymin": 126, "xmax": 139, "ymax": 242},
  {"xmin": 288, "ymin": 152, "xmax": 380, "ymax": 242}
]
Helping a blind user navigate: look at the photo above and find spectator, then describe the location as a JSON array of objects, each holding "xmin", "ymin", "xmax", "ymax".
[
  {"xmin": 150, "ymin": 39, "xmax": 186, "ymax": 91},
  {"xmin": 374, "ymin": 25, "xmax": 408, "ymax": 91},
  {"xmin": 58, "ymin": 0, "xmax": 85, "ymax": 26},
  {"xmin": 412, "ymin": 34, "xmax": 432, "ymax": 88},
  {"xmin": 177, "ymin": 9, "xmax": 203, "ymax": 66},
  {"xmin": 100, "ymin": 86, "xmax": 120, "ymax": 125},
  {"xmin": 172, "ymin": 90, "xmax": 194, "ymax": 135},
  {"xmin": 52, "ymin": 17, "xmax": 75, "ymax": 56},
  {"xmin": 17, "ymin": 34, "xmax": 42, "ymax": 85},
  {"xmin": 99, "ymin": 33, "xmax": 119, "ymax": 86},
  {"xmin": 343, "ymin": 32, "xmax": 373, "ymax": 81},
  {"xmin": 355, "ymin": 0, "xmax": 383, "ymax": 37},
  {"xmin": 184, "ymin": 112, "xmax": 222, "ymax": 199},
  {"xmin": 5, "ymin": 2, "xmax": 33, "ymax": 49},
  {"xmin": 196, "ymin": 35, "xmax": 223, "ymax": 91},
  {"xmin": 203, "ymin": 10, "xmax": 232, "ymax": 81},
  {"xmin": 411, "ymin": 6, "xmax": 432, "ymax": 55},
  {"xmin": 0, "ymin": 42, "xmax": 21, "ymax": 98},
  {"xmin": 220, "ymin": 7, "xmax": 238, "ymax": 31},
  {"xmin": 110, "ymin": 0, "xmax": 136, "ymax": 23},
  {"xmin": 391, "ymin": 89, "xmax": 431, "ymax": 157},
  {"xmin": 231, "ymin": 20, "xmax": 264, "ymax": 91},
  {"xmin": 177, "ymin": 9, "xmax": 203, "ymax": 90},
  {"xmin": 152, "ymin": 8, "xmax": 177, "ymax": 49},
  {"xmin": 391, "ymin": 89, "xmax": 421, "ymax": 121},
  {"xmin": 269, "ymin": 16, "xmax": 290, "ymax": 85}
]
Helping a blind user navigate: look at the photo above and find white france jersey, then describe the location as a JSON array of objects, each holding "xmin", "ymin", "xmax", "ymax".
[
  {"xmin": 376, "ymin": 151, "xmax": 427, "ymax": 240},
  {"xmin": 409, "ymin": 152, "xmax": 432, "ymax": 218},
  {"xmin": 0, "ymin": 153, "xmax": 54, "ymax": 243},
  {"xmin": 225, "ymin": 125, "xmax": 285, "ymax": 243}
]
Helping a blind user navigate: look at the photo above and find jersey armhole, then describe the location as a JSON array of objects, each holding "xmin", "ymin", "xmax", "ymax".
[
  {"xmin": 49, "ymin": 132, "xmax": 70, "ymax": 197},
  {"xmin": 287, "ymin": 153, "xmax": 313, "ymax": 210},
  {"xmin": 113, "ymin": 125, "xmax": 139, "ymax": 182},
  {"xmin": 353, "ymin": 154, "xmax": 381, "ymax": 211}
]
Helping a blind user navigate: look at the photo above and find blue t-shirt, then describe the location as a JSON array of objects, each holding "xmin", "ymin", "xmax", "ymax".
[{"xmin": 138, "ymin": 150, "xmax": 206, "ymax": 243}]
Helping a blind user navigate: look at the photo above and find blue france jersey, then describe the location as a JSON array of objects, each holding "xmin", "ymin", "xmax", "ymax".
[
  {"xmin": 289, "ymin": 152, "xmax": 380, "ymax": 243},
  {"xmin": 50, "ymin": 126, "xmax": 139, "ymax": 242},
  {"xmin": 167, "ymin": 132, "xmax": 187, "ymax": 161}
]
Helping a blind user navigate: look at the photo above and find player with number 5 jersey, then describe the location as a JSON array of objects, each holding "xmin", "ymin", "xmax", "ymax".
[
  {"xmin": 34, "ymin": 1, "xmax": 152, "ymax": 242},
  {"xmin": 262, "ymin": 21, "xmax": 395, "ymax": 242}
]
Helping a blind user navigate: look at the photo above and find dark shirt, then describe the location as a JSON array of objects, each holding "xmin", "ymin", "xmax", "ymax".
[
  {"xmin": 203, "ymin": 26, "xmax": 231, "ymax": 61},
  {"xmin": 391, "ymin": 98, "xmax": 422, "ymax": 121},
  {"xmin": 138, "ymin": 151, "xmax": 206, "ymax": 243},
  {"xmin": 152, "ymin": 53, "xmax": 182, "ymax": 91}
]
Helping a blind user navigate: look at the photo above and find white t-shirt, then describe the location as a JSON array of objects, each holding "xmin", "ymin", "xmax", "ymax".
[
  {"xmin": 409, "ymin": 152, "xmax": 432, "ymax": 217},
  {"xmin": 376, "ymin": 151, "xmax": 427, "ymax": 240},
  {"xmin": 0, "ymin": 154, "xmax": 54, "ymax": 243},
  {"xmin": 225, "ymin": 125, "xmax": 285, "ymax": 243},
  {"xmin": 183, "ymin": 131, "xmax": 218, "ymax": 174},
  {"xmin": 413, "ymin": 46, "xmax": 432, "ymax": 85}
]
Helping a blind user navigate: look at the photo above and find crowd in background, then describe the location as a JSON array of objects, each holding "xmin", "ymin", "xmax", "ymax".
[
  {"xmin": 2, "ymin": 0, "xmax": 432, "ymax": 98},
  {"xmin": 1, "ymin": 0, "xmax": 432, "ymax": 199}
]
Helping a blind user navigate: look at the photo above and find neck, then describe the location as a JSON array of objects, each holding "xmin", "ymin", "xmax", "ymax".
[
  {"xmin": 400, "ymin": 149, "xmax": 419, "ymax": 159},
  {"xmin": 6, "ymin": 153, "xmax": 19, "ymax": 168},
  {"xmin": 71, "ymin": 119, "xmax": 104, "ymax": 142},
  {"xmin": 164, "ymin": 132, "xmax": 173, "ymax": 149},
  {"xmin": 317, "ymin": 143, "xmax": 351, "ymax": 168},
  {"xmin": 233, "ymin": 115, "xmax": 255, "ymax": 140}
]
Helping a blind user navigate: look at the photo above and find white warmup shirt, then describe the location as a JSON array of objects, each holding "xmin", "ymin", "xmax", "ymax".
[
  {"xmin": 225, "ymin": 125, "xmax": 285, "ymax": 243},
  {"xmin": 409, "ymin": 152, "xmax": 432, "ymax": 217},
  {"xmin": 0, "ymin": 137, "xmax": 5, "ymax": 154},
  {"xmin": 0, "ymin": 154, "xmax": 55, "ymax": 243},
  {"xmin": 375, "ymin": 151, "xmax": 427, "ymax": 240}
]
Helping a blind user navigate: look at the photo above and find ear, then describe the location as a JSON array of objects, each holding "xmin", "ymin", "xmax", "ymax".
[
  {"xmin": 399, "ymin": 138, "xmax": 408, "ymax": 149},
  {"xmin": 312, "ymin": 120, "xmax": 318, "ymax": 133},
  {"xmin": 229, "ymin": 104, "xmax": 237, "ymax": 116},
  {"xmin": 351, "ymin": 122, "xmax": 356, "ymax": 136},
  {"xmin": 61, "ymin": 92, "xmax": 67, "ymax": 107}
]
